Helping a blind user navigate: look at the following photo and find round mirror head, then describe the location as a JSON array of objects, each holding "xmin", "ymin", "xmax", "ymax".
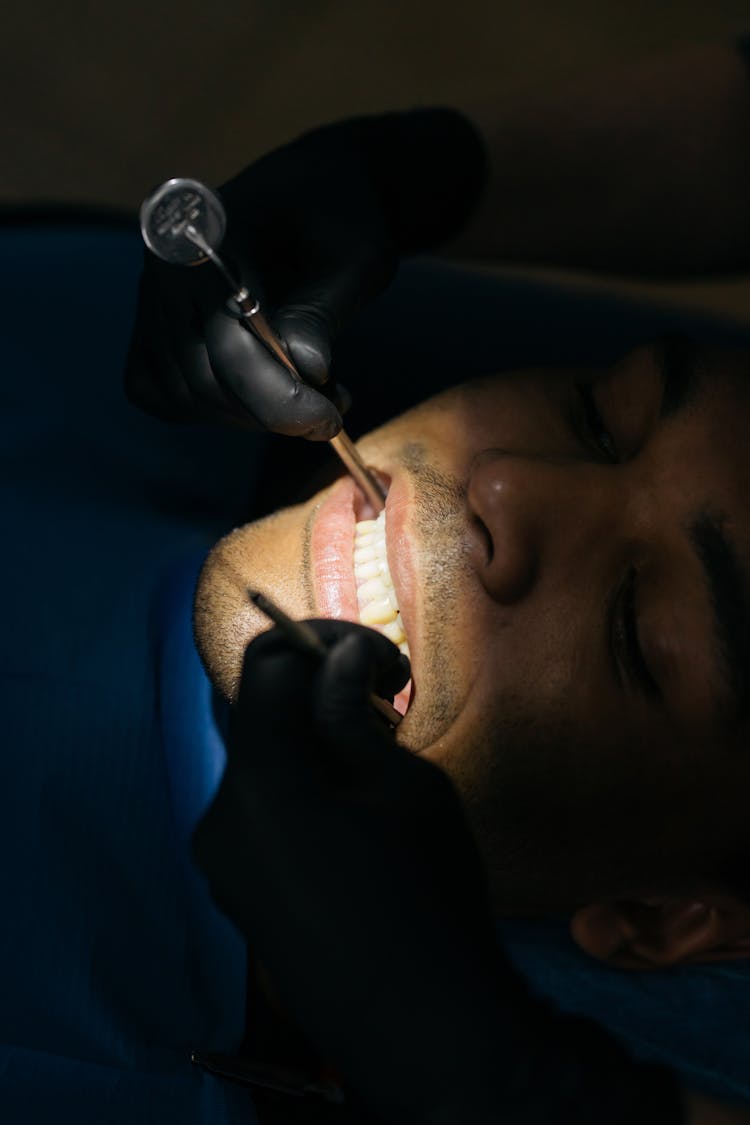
[{"xmin": 140, "ymin": 177, "xmax": 227, "ymax": 265}]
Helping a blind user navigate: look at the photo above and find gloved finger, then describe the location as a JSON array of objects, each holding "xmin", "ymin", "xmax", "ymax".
[
  {"xmin": 203, "ymin": 309, "xmax": 343, "ymax": 440},
  {"xmin": 147, "ymin": 299, "xmax": 269, "ymax": 428},
  {"xmin": 273, "ymin": 303, "xmax": 331, "ymax": 388},
  {"xmin": 310, "ymin": 630, "xmax": 410, "ymax": 780},
  {"xmin": 132, "ymin": 260, "xmax": 258, "ymax": 428},
  {"xmin": 315, "ymin": 626, "xmax": 409, "ymax": 716},
  {"xmin": 231, "ymin": 622, "xmax": 408, "ymax": 767},
  {"xmin": 287, "ymin": 619, "xmax": 410, "ymax": 700},
  {"xmin": 272, "ymin": 299, "xmax": 352, "ymax": 416},
  {"xmin": 152, "ymin": 277, "xmax": 256, "ymax": 425},
  {"xmin": 172, "ymin": 316, "xmax": 255, "ymax": 423}
]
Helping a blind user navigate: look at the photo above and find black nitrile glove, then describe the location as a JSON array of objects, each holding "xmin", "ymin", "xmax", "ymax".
[
  {"xmin": 125, "ymin": 110, "xmax": 487, "ymax": 439},
  {"xmin": 192, "ymin": 620, "xmax": 684, "ymax": 1125}
]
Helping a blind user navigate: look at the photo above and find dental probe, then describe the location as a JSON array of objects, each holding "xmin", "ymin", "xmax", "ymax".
[
  {"xmin": 248, "ymin": 590, "xmax": 402, "ymax": 728},
  {"xmin": 140, "ymin": 178, "xmax": 386, "ymax": 515}
]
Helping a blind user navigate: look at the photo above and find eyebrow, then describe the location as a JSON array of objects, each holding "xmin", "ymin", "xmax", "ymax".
[
  {"xmin": 688, "ymin": 514, "xmax": 750, "ymax": 723},
  {"xmin": 653, "ymin": 334, "xmax": 705, "ymax": 420}
]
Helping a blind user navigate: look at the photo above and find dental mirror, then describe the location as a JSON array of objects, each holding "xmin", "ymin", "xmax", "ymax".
[{"xmin": 140, "ymin": 178, "xmax": 227, "ymax": 267}]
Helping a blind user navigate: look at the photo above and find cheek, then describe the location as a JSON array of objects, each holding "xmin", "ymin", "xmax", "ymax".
[
  {"xmin": 415, "ymin": 662, "xmax": 532, "ymax": 793},
  {"xmin": 417, "ymin": 637, "xmax": 615, "ymax": 840},
  {"xmin": 404, "ymin": 575, "xmax": 581, "ymax": 765}
]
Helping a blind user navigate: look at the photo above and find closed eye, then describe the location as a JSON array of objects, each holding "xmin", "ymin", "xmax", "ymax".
[
  {"xmin": 612, "ymin": 569, "xmax": 661, "ymax": 700},
  {"xmin": 576, "ymin": 382, "xmax": 619, "ymax": 463}
]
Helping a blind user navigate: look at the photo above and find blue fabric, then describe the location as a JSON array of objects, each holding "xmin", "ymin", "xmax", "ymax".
[
  {"xmin": 0, "ymin": 225, "xmax": 262, "ymax": 1123},
  {"xmin": 499, "ymin": 918, "xmax": 750, "ymax": 1104},
  {"xmin": 155, "ymin": 553, "xmax": 231, "ymax": 858}
]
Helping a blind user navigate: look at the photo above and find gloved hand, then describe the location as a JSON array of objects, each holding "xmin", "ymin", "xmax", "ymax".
[
  {"xmin": 193, "ymin": 620, "xmax": 684, "ymax": 1125},
  {"xmin": 125, "ymin": 110, "xmax": 487, "ymax": 439}
]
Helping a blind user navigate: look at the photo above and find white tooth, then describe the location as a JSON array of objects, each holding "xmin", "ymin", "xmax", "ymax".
[
  {"xmin": 380, "ymin": 618, "xmax": 406, "ymax": 644},
  {"xmin": 354, "ymin": 545, "xmax": 376, "ymax": 565},
  {"xmin": 354, "ymin": 558, "xmax": 382, "ymax": 581},
  {"xmin": 353, "ymin": 509, "xmax": 408, "ymax": 646},
  {"xmin": 357, "ymin": 576, "xmax": 389, "ymax": 603},
  {"xmin": 360, "ymin": 598, "xmax": 397, "ymax": 626},
  {"xmin": 379, "ymin": 560, "xmax": 393, "ymax": 586}
]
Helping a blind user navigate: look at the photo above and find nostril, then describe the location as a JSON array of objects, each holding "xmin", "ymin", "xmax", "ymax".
[
  {"xmin": 467, "ymin": 452, "xmax": 541, "ymax": 603},
  {"xmin": 471, "ymin": 514, "xmax": 494, "ymax": 565}
]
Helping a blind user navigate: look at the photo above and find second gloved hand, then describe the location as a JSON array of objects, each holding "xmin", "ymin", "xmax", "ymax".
[
  {"xmin": 193, "ymin": 619, "xmax": 685, "ymax": 1125},
  {"xmin": 192, "ymin": 618, "xmax": 507, "ymax": 1121},
  {"xmin": 125, "ymin": 110, "xmax": 487, "ymax": 438}
]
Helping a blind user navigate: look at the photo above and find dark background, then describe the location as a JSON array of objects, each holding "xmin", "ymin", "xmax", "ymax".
[{"xmin": 2, "ymin": 0, "xmax": 749, "ymax": 320}]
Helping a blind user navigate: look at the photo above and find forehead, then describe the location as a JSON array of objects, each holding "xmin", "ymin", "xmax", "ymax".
[
  {"xmin": 683, "ymin": 349, "xmax": 750, "ymax": 718},
  {"xmin": 678, "ymin": 345, "xmax": 750, "ymax": 493}
]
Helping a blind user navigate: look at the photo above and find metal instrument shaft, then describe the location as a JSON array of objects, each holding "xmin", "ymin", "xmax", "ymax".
[{"xmin": 229, "ymin": 285, "xmax": 386, "ymax": 514}]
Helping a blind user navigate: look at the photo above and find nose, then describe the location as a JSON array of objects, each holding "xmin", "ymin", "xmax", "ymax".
[{"xmin": 466, "ymin": 449, "xmax": 621, "ymax": 604}]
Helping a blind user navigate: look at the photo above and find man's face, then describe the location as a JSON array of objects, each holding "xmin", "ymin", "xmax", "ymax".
[{"xmin": 195, "ymin": 338, "xmax": 750, "ymax": 916}]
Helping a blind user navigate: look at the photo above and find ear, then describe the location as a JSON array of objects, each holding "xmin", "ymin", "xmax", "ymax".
[{"xmin": 570, "ymin": 894, "xmax": 750, "ymax": 970}]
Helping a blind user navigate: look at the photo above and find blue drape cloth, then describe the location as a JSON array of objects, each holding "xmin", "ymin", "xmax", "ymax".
[
  {"xmin": 2, "ymin": 223, "xmax": 749, "ymax": 1118},
  {"xmin": 499, "ymin": 917, "xmax": 750, "ymax": 1104},
  {"xmin": 0, "ymin": 225, "xmax": 259, "ymax": 1124}
]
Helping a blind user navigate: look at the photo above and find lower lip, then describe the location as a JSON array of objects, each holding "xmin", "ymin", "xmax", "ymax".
[{"xmin": 311, "ymin": 476, "xmax": 360, "ymax": 621}]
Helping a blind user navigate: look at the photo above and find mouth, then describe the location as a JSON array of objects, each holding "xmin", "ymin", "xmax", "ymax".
[{"xmin": 311, "ymin": 470, "xmax": 414, "ymax": 715}]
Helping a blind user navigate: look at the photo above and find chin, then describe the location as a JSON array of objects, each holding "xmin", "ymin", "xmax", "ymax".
[{"xmin": 193, "ymin": 499, "xmax": 316, "ymax": 703}]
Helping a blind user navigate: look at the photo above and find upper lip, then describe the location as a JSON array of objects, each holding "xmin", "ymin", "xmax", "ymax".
[{"xmin": 383, "ymin": 470, "xmax": 417, "ymax": 665}]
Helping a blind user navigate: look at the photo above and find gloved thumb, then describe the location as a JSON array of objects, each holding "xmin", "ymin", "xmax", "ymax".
[
  {"xmin": 313, "ymin": 629, "xmax": 410, "ymax": 772},
  {"xmin": 273, "ymin": 302, "xmax": 351, "ymax": 416}
]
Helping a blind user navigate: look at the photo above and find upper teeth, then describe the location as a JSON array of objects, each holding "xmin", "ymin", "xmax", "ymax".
[{"xmin": 353, "ymin": 510, "xmax": 409, "ymax": 657}]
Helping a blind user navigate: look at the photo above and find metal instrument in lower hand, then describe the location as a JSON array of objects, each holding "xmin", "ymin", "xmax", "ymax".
[{"xmin": 139, "ymin": 178, "xmax": 386, "ymax": 514}]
